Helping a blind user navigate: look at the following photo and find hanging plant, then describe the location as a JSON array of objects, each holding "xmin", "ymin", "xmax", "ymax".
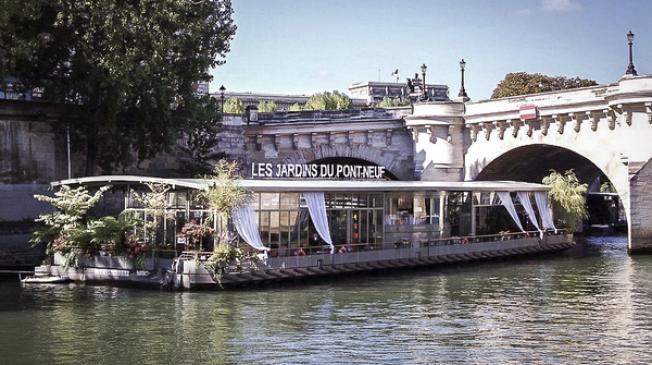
[{"xmin": 180, "ymin": 221, "xmax": 215, "ymax": 250}]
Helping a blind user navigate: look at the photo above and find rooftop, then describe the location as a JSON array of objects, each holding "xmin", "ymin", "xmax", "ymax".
[{"xmin": 51, "ymin": 175, "xmax": 550, "ymax": 192}]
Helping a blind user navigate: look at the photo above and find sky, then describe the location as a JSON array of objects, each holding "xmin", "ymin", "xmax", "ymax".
[{"xmin": 210, "ymin": 0, "xmax": 652, "ymax": 101}]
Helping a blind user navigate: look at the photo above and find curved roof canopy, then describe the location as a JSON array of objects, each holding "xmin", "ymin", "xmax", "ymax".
[{"xmin": 51, "ymin": 175, "xmax": 550, "ymax": 192}]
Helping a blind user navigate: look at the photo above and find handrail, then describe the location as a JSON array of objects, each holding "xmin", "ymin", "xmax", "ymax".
[
  {"xmin": 173, "ymin": 230, "xmax": 570, "ymax": 263},
  {"xmin": 210, "ymin": 230, "xmax": 574, "ymax": 274}
]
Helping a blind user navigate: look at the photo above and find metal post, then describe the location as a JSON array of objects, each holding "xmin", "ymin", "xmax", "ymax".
[
  {"xmin": 439, "ymin": 191, "xmax": 446, "ymax": 236},
  {"xmin": 421, "ymin": 64, "xmax": 427, "ymax": 101},
  {"xmin": 470, "ymin": 192, "xmax": 477, "ymax": 236},
  {"xmin": 458, "ymin": 59, "xmax": 468, "ymax": 99},
  {"xmin": 219, "ymin": 84, "xmax": 226, "ymax": 113},
  {"xmin": 66, "ymin": 123, "xmax": 71, "ymax": 179},
  {"xmin": 124, "ymin": 184, "xmax": 129, "ymax": 210},
  {"xmin": 625, "ymin": 31, "xmax": 638, "ymax": 76},
  {"xmin": 163, "ymin": 196, "xmax": 167, "ymax": 248}
]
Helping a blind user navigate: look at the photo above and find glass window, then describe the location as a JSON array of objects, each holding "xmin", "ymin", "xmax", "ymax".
[
  {"xmin": 413, "ymin": 193, "xmax": 428, "ymax": 225},
  {"xmin": 429, "ymin": 196, "xmax": 440, "ymax": 226},
  {"xmin": 260, "ymin": 193, "xmax": 280, "ymax": 210},
  {"xmin": 387, "ymin": 193, "xmax": 414, "ymax": 225},
  {"xmin": 280, "ymin": 211, "xmax": 290, "ymax": 246},
  {"xmin": 288, "ymin": 210, "xmax": 299, "ymax": 245},
  {"xmin": 447, "ymin": 192, "xmax": 472, "ymax": 236},
  {"xmin": 280, "ymin": 193, "xmax": 300, "ymax": 210},
  {"xmin": 370, "ymin": 193, "xmax": 383, "ymax": 208}
]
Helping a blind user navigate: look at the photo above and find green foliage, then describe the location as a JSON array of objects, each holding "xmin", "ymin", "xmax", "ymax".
[
  {"xmin": 31, "ymin": 184, "xmax": 148, "ymax": 267},
  {"xmin": 0, "ymin": 1, "xmax": 237, "ymax": 174},
  {"xmin": 201, "ymin": 160, "xmax": 251, "ymax": 218},
  {"xmin": 131, "ymin": 183, "xmax": 171, "ymax": 246},
  {"xmin": 200, "ymin": 160, "xmax": 250, "ymax": 246},
  {"xmin": 542, "ymin": 170, "xmax": 589, "ymax": 231},
  {"xmin": 600, "ymin": 181, "xmax": 616, "ymax": 193},
  {"xmin": 31, "ymin": 185, "xmax": 117, "ymax": 266},
  {"xmin": 210, "ymin": 243, "xmax": 240, "ymax": 268},
  {"xmin": 257, "ymin": 100, "xmax": 277, "ymax": 112},
  {"xmin": 376, "ymin": 97, "xmax": 411, "ymax": 108},
  {"xmin": 303, "ymin": 91, "xmax": 352, "ymax": 110},
  {"xmin": 491, "ymin": 72, "xmax": 598, "ymax": 99},
  {"xmin": 288, "ymin": 103, "xmax": 303, "ymax": 111},
  {"xmin": 206, "ymin": 243, "xmax": 259, "ymax": 285},
  {"xmin": 31, "ymin": 185, "xmax": 112, "ymax": 249},
  {"xmin": 61, "ymin": 212, "xmax": 142, "ymax": 261},
  {"xmin": 223, "ymin": 97, "xmax": 245, "ymax": 114},
  {"xmin": 180, "ymin": 96, "xmax": 225, "ymax": 176},
  {"xmin": 89, "ymin": 212, "xmax": 142, "ymax": 250}
]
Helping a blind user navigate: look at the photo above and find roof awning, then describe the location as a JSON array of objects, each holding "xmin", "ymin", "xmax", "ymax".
[{"xmin": 51, "ymin": 175, "xmax": 550, "ymax": 193}]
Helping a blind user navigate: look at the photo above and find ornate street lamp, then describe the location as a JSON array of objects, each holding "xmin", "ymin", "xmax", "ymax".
[
  {"xmin": 420, "ymin": 63, "xmax": 427, "ymax": 100},
  {"xmin": 625, "ymin": 31, "xmax": 638, "ymax": 76},
  {"xmin": 219, "ymin": 84, "xmax": 226, "ymax": 113},
  {"xmin": 458, "ymin": 59, "xmax": 468, "ymax": 99}
]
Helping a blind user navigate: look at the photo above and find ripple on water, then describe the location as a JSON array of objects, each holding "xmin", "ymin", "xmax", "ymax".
[{"xmin": 2, "ymin": 236, "xmax": 652, "ymax": 364}]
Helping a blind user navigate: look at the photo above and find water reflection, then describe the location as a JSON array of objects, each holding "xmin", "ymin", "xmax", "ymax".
[{"xmin": 2, "ymin": 236, "xmax": 652, "ymax": 364}]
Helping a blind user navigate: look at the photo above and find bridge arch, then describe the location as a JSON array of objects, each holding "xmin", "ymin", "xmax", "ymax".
[
  {"xmin": 282, "ymin": 144, "xmax": 413, "ymax": 180},
  {"xmin": 466, "ymin": 140, "xmax": 631, "ymax": 220}
]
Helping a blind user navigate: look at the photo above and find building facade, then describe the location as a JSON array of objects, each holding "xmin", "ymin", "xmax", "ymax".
[{"xmin": 348, "ymin": 81, "xmax": 449, "ymax": 104}]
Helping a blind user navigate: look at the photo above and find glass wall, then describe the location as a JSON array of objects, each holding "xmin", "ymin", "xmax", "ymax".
[
  {"xmin": 324, "ymin": 193, "xmax": 384, "ymax": 250},
  {"xmin": 121, "ymin": 186, "xmax": 545, "ymax": 257},
  {"xmin": 386, "ymin": 192, "xmax": 440, "ymax": 226},
  {"xmin": 447, "ymin": 192, "xmax": 472, "ymax": 237},
  {"xmin": 383, "ymin": 192, "xmax": 442, "ymax": 247},
  {"xmin": 125, "ymin": 190, "xmax": 216, "ymax": 255},
  {"xmin": 472, "ymin": 192, "xmax": 536, "ymax": 236},
  {"xmin": 254, "ymin": 192, "xmax": 384, "ymax": 256}
]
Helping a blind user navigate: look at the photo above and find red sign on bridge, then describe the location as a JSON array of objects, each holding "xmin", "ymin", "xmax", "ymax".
[{"xmin": 519, "ymin": 104, "xmax": 538, "ymax": 121}]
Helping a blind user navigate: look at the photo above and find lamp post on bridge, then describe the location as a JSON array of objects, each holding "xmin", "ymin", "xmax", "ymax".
[
  {"xmin": 420, "ymin": 63, "xmax": 428, "ymax": 101},
  {"xmin": 458, "ymin": 59, "xmax": 468, "ymax": 99},
  {"xmin": 219, "ymin": 84, "xmax": 226, "ymax": 113},
  {"xmin": 625, "ymin": 31, "xmax": 638, "ymax": 76}
]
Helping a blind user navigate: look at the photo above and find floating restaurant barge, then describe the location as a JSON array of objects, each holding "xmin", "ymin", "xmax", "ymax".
[{"xmin": 31, "ymin": 176, "xmax": 574, "ymax": 290}]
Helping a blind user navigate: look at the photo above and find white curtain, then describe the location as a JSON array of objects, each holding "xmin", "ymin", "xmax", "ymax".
[
  {"xmin": 517, "ymin": 191, "xmax": 542, "ymax": 238},
  {"xmin": 497, "ymin": 191, "xmax": 525, "ymax": 232},
  {"xmin": 231, "ymin": 203, "xmax": 269, "ymax": 251},
  {"xmin": 303, "ymin": 192, "xmax": 334, "ymax": 254},
  {"xmin": 534, "ymin": 191, "xmax": 557, "ymax": 232}
]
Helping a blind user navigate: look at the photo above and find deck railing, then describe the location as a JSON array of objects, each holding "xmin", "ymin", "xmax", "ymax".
[{"xmin": 185, "ymin": 230, "xmax": 570, "ymax": 274}]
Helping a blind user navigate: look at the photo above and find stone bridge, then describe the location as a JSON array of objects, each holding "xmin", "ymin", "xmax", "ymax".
[{"xmin": 405, "ymin": 75, "xmax": 652, "ymax": 253}]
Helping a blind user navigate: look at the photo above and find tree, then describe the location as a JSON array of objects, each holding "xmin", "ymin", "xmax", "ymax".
[
  {"xmin": 376, "ymin": 97, "xmax": 411, "ymax": 108},
  {"xmin": 179, "ymin": 96, "xmax": 225, "ymax": 176},
  {"xmin": 491, "ymin": 72, "xmax": 597, "ymax": 99},
  {"xmin": 542, "ymin": 169, "xmax": 589, "ymax": 231},
  {"xmin": 303, "ymin": 91, "xmax": 352, "ymax": 110},
  {"xmin": 223, "ymin": 97, "xmax": 245, "ymax": 114},
  {"xmin": 288, "ymin": 103, "xmax": 303, "ymax": 111},
  {"xmin": 0, "ymin": 1, "xmax": 237, "ymax": 175},
  {"xmin": 257, "ymin": 100, "xmax": 277, "ymax": 112},
  {"xmin": 31, "ymin": 185, "xmax": 112, "ymax": 266}
]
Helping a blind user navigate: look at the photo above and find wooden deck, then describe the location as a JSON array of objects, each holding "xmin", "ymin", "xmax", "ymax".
[{"xmin": 182, "ymin": 233, "xmax": 575, "ymax": 289}]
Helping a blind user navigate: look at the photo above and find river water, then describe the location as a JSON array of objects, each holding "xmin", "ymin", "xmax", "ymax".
[{"xmin": 1, "ymin": 235, "xmax": 651, "ymax": 365}]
